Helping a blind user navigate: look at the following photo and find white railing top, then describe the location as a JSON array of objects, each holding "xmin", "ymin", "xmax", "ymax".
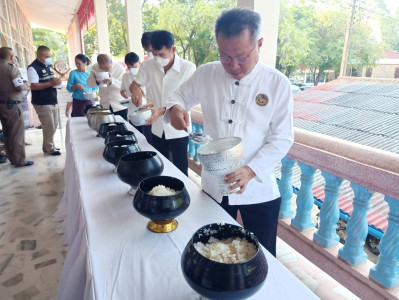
[
  {"xmin": 189, "ymin": 106, "xmax": 399, "ymax": 199},
  {"xmin": 290, "ymin": 128, "xmax": 399, "ymax": 199}
]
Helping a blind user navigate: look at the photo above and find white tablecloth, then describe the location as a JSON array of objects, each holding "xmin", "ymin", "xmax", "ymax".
[{"xmin": 55, "ymin": 117, "xmax": 318, "ymax": 300}]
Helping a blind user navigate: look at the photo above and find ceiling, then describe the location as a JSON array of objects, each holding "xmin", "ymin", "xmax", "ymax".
[{"xmin": 19, "ymin": 0, "xmax": 82, "ymax": 33}]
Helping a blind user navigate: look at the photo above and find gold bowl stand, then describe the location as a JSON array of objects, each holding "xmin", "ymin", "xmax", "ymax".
[{"xmin": 147, "ymin": 219, "xmax": 178, "ymax": 233}]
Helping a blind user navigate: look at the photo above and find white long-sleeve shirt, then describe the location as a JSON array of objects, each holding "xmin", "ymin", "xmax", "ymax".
[
  {"xmin": 134, "ymin": 54, "xmax": 196, "ymax": 139},
  {"xmin": 165, "ymin": 60, "xmax": 294, "ymax": 205},
  {"xmin": 87, "ymin": 61, "xmax": 126, "ymax": 112}
]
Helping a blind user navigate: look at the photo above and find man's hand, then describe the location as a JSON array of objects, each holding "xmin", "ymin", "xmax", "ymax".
[
  {"xmin": 170, "ymin": 105, "xmax": 190, "ymax": 131},
  {"xmin": 130, "ymin": 81, "xmax": 144, "ymax": 107},
  {"xmin": 102, "ymin": 74, "xmax": 112, "ymax": 86},
  {"xmin": 74, "ymin": 83, "xmax": 84, "ymax": 91},
  {"xmin": 142, "ymin": 96, "xmax": 154, "ymax": 108},
  {"xmin": 145, "ymin": 107, "xmax": 166, "ymax": 125},
  {"xmin": 224, "ymin": 166, "xmax": 256, "ymax": 194},
  {"xmin": 121, "ymin": 90, "xmax": 129, "ymax": 99},
  {"xmin": 51, "ymin": 78, "xmax": 62, "ymax": 86}
]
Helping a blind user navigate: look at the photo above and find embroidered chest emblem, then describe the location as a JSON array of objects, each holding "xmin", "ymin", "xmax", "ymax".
[{"xmin": 255, "ymin": 93, "xmax": 269, "ymax": 106}]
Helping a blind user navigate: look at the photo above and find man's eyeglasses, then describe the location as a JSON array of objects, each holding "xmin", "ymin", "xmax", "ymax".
[{"xmin": 218, "ymin": 43, "xmax": 257, "ymax": 65}]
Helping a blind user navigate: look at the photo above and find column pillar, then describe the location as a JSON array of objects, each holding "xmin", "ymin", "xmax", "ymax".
[
  {"xmin": 237, "ymin": 0, "xmax": 280, "ymax": 67},
  {"xmin": 66, "ymin": 16, "xmax": 83, "ymax": 67},
  {"xmin": 94, "ymin": 0, "xmax": 111, "ymax": 55},
  {"xmin": 125, "ymin": 0, "xmax": 144, "ymax": 58}
]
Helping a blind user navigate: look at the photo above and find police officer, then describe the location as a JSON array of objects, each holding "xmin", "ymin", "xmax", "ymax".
[
  {"xmin": 27, "ymin": 46, "xmax": 61, "ymax": 156},
  {"xmin": 0, "ymin": 47, "xmax": 34, "ymax": 167}
]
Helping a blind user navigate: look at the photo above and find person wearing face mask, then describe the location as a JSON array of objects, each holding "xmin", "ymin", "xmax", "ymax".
[
  {"xmin": 120, "ymin": 52, "xmax": 141, "ymax": 104},
  {"xmin": 164, "ymin": 8, "xmax": 294, "ymax": 257},
  {"xmin": 87, "ymin": 54, "xmax": 127, "ymax": 120},
  {"xmin": 65, "ymin": 54, "xmax": 98, "ymax": 117},
  {"xmin": 120, "ymin": 52, "xmax": 153, "ymax": 143},
  {"xmin": 27, "ymin": 45, "xmax": 62, "ymax": 156},
  {"xmin": 0, "ymin": 47, "xmax": 33, "ymax": 167},
  {"xmin": 130, "ymin": 30, "xmax": 196, "ymax": 176}
]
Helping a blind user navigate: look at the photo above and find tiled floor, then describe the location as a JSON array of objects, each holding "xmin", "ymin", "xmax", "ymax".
[
  {"xmin": 0, "ymin": 128, "xmax": 66, "ymax": 300},
  {"xmin": 0, "ymin": 87, "xmax": 360, "ymax": 299}
]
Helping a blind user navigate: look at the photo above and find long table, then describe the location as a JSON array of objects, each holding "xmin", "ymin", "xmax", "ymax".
[{"xmin": 55, "ymin": 117, "xmax": 318, "ymax": 300}]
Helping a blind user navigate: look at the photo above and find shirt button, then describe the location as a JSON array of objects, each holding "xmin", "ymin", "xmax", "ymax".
[
  {"xmin": 235, "ymin": 81, "xmax": 239, "ymax": 86},
  {"xmin": 228, "ymin": 119, "xmax": 233, "ymax": 124},
  {"xmin": 231, "ymin": 100, "xmax": 236, "ymax": 104}
]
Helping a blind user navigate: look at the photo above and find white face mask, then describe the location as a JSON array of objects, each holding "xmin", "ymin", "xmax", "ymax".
[
  {"xmin": 129, "ymin": 67, "xmax": 139, "ymax": 76},
  {"xmin": 154, "ymin": 55, "xmax": 170, "ymax": 67},
  {"xmin": 147, "ymin": 52, "xmax": 154, "ymax": 59},
  {"xmin": 44, "ymin": 57, "xmax": 52, "ymax": 66}
]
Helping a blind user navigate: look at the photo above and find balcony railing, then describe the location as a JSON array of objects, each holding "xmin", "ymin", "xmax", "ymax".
[{"xmin": 188, "ymin": 108, "xmax": 399, "ymax": 299}]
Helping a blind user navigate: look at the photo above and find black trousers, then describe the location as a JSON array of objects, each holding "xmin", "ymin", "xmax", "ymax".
[
  {"xmin": 218, "ymin": 196, "xmax": 281, "ymax": 257},
  {"xmin": 152, "ymin": 133, "xmax": 188, "ymax": 176},
  {"xmin": 110, "ymin": 106, "xmax": 128, "ymax": 121},
  {"xmin": 130, "ymin": 123, "xmax": 153, "ymax": 146}
]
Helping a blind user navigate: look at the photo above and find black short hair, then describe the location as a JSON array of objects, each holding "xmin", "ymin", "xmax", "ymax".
[
  {"xmin": 124, "ymin": 52, "xmax": 140, "ymax": 65},
  {"xmin": 37, "ymin": 45, "xmax": 50, "ymax": 56},
  {"xmin": 141, "ymin": 32, "xmax": 153, "ymax": 49},
  {"xmin": 150, "ymin": 30, "xmax": 174, "ymax": 51},
  {"xmin": 75, "ymin": 54, "xmax": 91, "ymax": 65},
  {"xmin": 0, "ymin": 47, "xmax": 13, "ymax": 59},
  {"xmin": 215, "ymin": 8, "xmax": 261, "ymax": 40}
]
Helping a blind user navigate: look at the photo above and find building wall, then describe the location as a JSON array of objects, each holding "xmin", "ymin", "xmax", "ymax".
[
  {"xmin": 0, "ymin": 0, "xmax": 35, "ymax": 67},
  {"xmin": 369, "ymin": 65, "xmax": 399, "ymax": 79}
]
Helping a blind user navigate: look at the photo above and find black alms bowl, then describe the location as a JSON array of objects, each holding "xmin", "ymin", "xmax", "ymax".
[
  {"xmin": 98, "ymin": 122, "xmax": 128, "ymax": 138},
  {"xmin": 181, "ymin": 223, "xmax": 268, "ymax": 300},
  {"xmin": 133, "ymin": 176, "xmax": 190, "ymax": 220},
  {"xmin": 104, "ymin": 130, "xmax": 138, "ymax": 145},
  {"xmin": 103, "ymin": 140, "xmax": 141, "ymax": 167},
  {"xmin": 116, "ymin": 151, "xmax": 164, "ymax": 194}
]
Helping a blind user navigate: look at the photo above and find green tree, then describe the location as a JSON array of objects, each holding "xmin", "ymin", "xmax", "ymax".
[
  {"xmin": 32, "ymin": 28, "xmax": 68, "ymax": 62},
  {"xmin": 381, "ymin": 8, "xmax": 399, "ymax": 52},
  {"xmin": 84, "ymin": 25, "xmax": 98, "ymax": 59},
  {"xmin": 348, "ymin": 22, "xmax": 384, "ymax": 74},
  {"xmin": 142, "ymin": 0, "xmax": 235, "ymax": 66},
  {"xmin": 276, "ymin": 2, "xmax": 312, "ymax": 77},
  {"xmin": 304, "ymin": 9, "xmax": 347, "ymax": 84},
  {"xmin": 107, "ymin": 0, "xmax": 128, "ymax": 57},
  {"xmin": 277, "ymin": 1, "xmax": 385, "ymax": 85}
]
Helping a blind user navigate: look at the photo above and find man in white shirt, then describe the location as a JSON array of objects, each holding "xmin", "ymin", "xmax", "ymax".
[
  {"xmin": 130, "ymin": 30, "xmax": 196, "ymax": 176},
  {"xmin": 87, "ymin": 54, "xmax": 127, "ymax": 120},
  {"xmin": 120, "ymin": 52, "xmax": 152, "ymax": 144},
  {"xmin": 164, "ymin": 8, "xmax": 294, "ymax": 257}
]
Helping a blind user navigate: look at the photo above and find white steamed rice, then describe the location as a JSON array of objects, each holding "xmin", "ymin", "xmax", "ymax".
[
  {"xmin": 148, "ymin": 185, "xmax": 178, "ymax": 196},
  {"xmin": 194, "ymin": 236, "xmax": 256, "ymax": 263}
]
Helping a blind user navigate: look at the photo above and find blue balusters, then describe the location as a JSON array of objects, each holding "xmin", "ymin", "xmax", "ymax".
[
  {"xmin": 291, "ymin": 162, "xmax": 316, "ymax": 231},
  {"xmin": 192, "ymin": 123, "xmax": 203, "ymax": 162},
  {"xmin": 278, "ymin": 157, "xmax": 295, "ymax": 218},
  {"xmin": 187, "ymin": 122, "xmax": 196, "ymax": 159},
  {"xmin": 187, "ymin": 122, "xmax": 203, "ymax": 162},
  {"xmin": 338, "ymin": 183, "xmax": 373, "ymax": 265},
  {"xmin": 313, "ymin": 172, "xmax": 343, "ymax": 247},
  {"xmin": 370, "ymin": 196, "xmax": 399, "ymax": 288}
]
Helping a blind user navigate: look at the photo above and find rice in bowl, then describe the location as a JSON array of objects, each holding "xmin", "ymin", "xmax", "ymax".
[
  {"xmin": 148, "ymin": 185, "xmax": 178, "ymax": 196},
  {"xmin": 194, "ymin": 236, "xmax": 257, "ymax": 263}
]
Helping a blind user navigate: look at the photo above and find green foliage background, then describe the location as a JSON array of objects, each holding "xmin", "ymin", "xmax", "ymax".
[
  {"xmin": 32, "ymin": 0, "xmax": 398, "ymax": 81},
  {"xmin": 31, "ymin": 28, "xmax": 69, "ymax": 63}
]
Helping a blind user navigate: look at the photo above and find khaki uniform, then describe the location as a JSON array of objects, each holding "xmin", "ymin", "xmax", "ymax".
[{"xmin": 0, "ymin": 60, "xmax": 29, "ymax": 166}]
